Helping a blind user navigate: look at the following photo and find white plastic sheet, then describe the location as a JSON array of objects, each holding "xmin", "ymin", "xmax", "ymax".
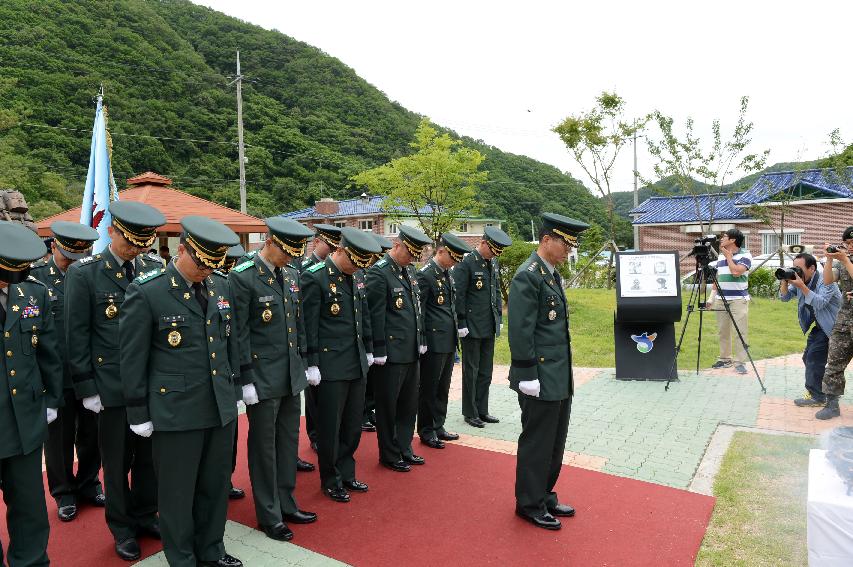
[{"xmin": 808, "ymin": 449, "xmax": 853, "ymax": 566}]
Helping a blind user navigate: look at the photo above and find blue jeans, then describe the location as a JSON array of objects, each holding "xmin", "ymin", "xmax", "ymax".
[{"xmin": 804, "ymin": 327, "xmax": 829, "ymax": 400}]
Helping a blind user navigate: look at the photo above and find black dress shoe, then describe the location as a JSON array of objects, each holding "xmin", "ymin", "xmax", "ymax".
[
  {"xmin": 479, "ymin": 414, "xmax": 500, "ymax": 424},
  {"xmin": 403, "ymin": 453, "xmax": 425, "ymax": 465},
  {"xmin": 260, "ymin": 522, "xmax": 294, "ymax": 541},
  {"xmin": 228, "ymin": 486, "xmax": 246, "ymax": 500},
  {"xmin": 343, "ymin": 479, "xmax": 369, "ymax": 492},
  {"xmin": 420, "ymin": 436, "xmax": 445, "ymax": 449},
  {"xmin": 310, "ymin": 441, "xmax": 319, "ymax": 453},
  {"xmin": 381, "ymin": 459, "xmax": 411, "ymax": 472},
  {"xmin": 361, "ymin": 421, "xmax": 377, "ymax": 432},
  {"xmin": 139, "ymin": 521, "xmax": 161, "ymax": 540},
  {"xmin": 437, "ymin": 429, "xmax": 459, "ymax": 441},
  {"xmin": 199, "ymin": 553, "xmax": 244, "ymax": 566},
  {"xmin": 283, "ymin": 509, "xmax": 317, "ymax": 524},
  {"xmin": 464, "ymin": 416, "xmax": 485, "ymax": 428},
  {"xmin": 325, "ymin": 487, "xmax": 351, "ymax": 502},
  {"xmin": 91, "ymin": 492, "xmax": 106, "ymax": 507},
  {"xmin": 115, "ymin": 537, "xmax": 141, "ymax": 561},
  {"xmin": 296, "ymin": 458, "xmax": 315, "ymax": 472},
  {"xmin": 548, "ymin": 503, "xmax": 576, "ymax": 517},
  {"xmin": 515, "ymin": 509, "xmax": 561, "ymax": 530},
  {"xmin": 58, "ymin": 503, "xmax": 78, "ymax": 522}
]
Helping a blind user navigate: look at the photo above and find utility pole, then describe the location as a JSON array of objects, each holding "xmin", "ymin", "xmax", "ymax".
[
  {"xmin": 229, "ymin": 51, "xmax": 248, "ymax": 214},
  {"xmin": 632, "ymin": 128, "xmax": 639, "ymax": 251}
]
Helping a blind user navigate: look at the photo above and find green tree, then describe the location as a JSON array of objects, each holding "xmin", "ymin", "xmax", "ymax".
[
  {"xmin": 497, "ymin": 239, "xmax": 535, "ymax": 302},
  {"xmin": 352, "ymin": 118, "xmax": 487, "ymax": 243}
]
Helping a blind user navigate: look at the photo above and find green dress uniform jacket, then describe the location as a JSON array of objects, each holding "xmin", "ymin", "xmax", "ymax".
[
  {"xmin": 453, "ymin": 249, "xmax": 502, "ymax": 339},
  {"xmin": 296, "ymin": 250, "xmax": 324, "ymax": 444},
  {"xmin": 302, "ymin": 258, "xmax": 372, "ymax": 379},
  {"xmin": 417, "ymin": 258, "xmax": 459, "ymax": 354},
  {"xmin": 30, "ymin": 258, "xmax": 71, "ymax": 388},
  {"xmin": 507, "ymin": 252, "xmax": 573, "ymax": 400},
  {"xmin": 366, "ymin": 253, "xmax": 425, "ymax": 363},
  {"xmin": 120, "ymin": 263, "xmax": 241, "ymax": 430},
  {"xmin": 229, "ymin": 254, "xmax": 307, "ymax": 398},
  {"xmin": 0, "ymin": 277, "xmax": 63, "ymax": 458},
  {"xmin": 64, "ymin": 252, "xmax": 158, "ymax": 405}
]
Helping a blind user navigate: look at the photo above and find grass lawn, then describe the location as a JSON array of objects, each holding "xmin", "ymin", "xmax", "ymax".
[
  {"xmin": 696, "ymin": 431, "xmax": 816, "ymax": 566},
  {"xmin": 493, "ymin": 289, "xmax": 803, "ymax": 368}
]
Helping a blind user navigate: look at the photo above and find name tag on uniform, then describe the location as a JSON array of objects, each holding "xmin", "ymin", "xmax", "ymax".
[
  {"xmin": 258, "ymin": 295, "xmax": 274, "ymax": 303},
  {"xmin": 161, "ymin": 315, "xmax": 186, "ymax": 324}
]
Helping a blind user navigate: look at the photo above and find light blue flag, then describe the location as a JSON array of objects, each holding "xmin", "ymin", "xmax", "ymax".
[{"xmin": 80, "ymin": 94, "xmax": 119, "ymax": 254}]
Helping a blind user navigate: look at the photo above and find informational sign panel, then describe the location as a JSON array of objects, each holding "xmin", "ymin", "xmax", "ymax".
[{"xmin": 618, "ymin": 253, "xmax": 678, "ymax": 298}]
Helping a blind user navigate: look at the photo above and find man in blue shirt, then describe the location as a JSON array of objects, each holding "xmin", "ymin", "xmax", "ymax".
[{"xmin": 779, "ymin": 253, "xmax": 842, "ymax": 406}]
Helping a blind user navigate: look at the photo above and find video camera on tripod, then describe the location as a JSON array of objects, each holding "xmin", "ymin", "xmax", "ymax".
[{"xmin": 687, "ymin": 234, "xmax": 720, "ymax": 275}]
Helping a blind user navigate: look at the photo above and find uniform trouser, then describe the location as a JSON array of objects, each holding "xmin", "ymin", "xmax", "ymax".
[
  {"xmin": 461, "ymin": 336, "xmax": 495, "ymax": 418},
  {"xmin": 304, "ymin": 385, "xmax": 320, "ymax": 444},
  {"xmin": 821, "ymin": 319, "xmax": 853, "ymax": 397},
  {"xmin": 804, "ymin": 327, "xmax": 830, "ymax": 399},
  {"xmin": 246, "ymin": 393, "xmax": 301, "ymax": 526},
  {"xmin": 374, "ymin": 361, "xmax": 419, "ymax": 464},
  {"xmin": 515, "ymin": 394, "xmax": 572, "ymax": 517},
  {"xmin": 318, "ymin": 377, "xmax": 366, "ymax": 490},
  {"xmin": 418, "ymin": 351, "xmax": 454, "ymax": 440},
  {"xmin": 152, "ymin": 422, "xmax": 234, "ymax": 567},
  {"xmin": 714, "ymin": 298, "xmax": 749, "ymax": 364},
  {"xmin": 230, "ymin": 418, "xmax": 238, "ymax": 479},
  {"xmin": 363, "ymin": 366, "xmax": 378, "ymax": 424},
  {"xmin": 0, "ymin": 448, "xmax": 49, "ymax": 567},
  {"xmin": 44, "ymin": 388, "xmax": 102, "ymax": 502},
  {"xmin": 99, "ymin": 406, "xmax": 158, "ymax": 542}
]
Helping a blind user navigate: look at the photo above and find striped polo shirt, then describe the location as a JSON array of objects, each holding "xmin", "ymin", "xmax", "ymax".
[{"xmin": 716, "ymin": 248, "xmax": 752, "ymax": 300}]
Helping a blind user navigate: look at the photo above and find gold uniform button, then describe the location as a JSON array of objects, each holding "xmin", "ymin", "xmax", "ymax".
[
  {"xmin": 5, "ymin": 350, "xmax": 11, "ymax": 358},
  {"xmin": 289, "ymin": 342, "xmax": 293, "ymax": 347},
  {"xmin": 211, "ymin": 352, "xmax": 216, "ymax": 359},
  {"xmin": 539, "ymin": 357, "xmax": 545, "ymax": 362},
  {"xmin": 97, "ymin": 357, "xmax": 103, "ymax": 363},
  {"xmin": 9, "ymin": 370, "xmax": 15, "ymax": 376},
  {"xmin": 212, "ymin": 369, "xmax": 217, "ymax": 376},
  {"xmin": 323, "ymin": 348, "xmax": 328, "ymax": 352},
  {"xmin": 160, "ymin": 387, "xmax": 166, "ymax": 393},
  {"xmin": 207, "ymin": 320, "xmax": 211, "ymax": 325},
  {"xmin": 209, "ymin": 337, "xmax": 214, "ymax": 343},
  {"xmin": 389, "ymin": 335, "xmax": 394, "ymax": 339},
  {"xmin": 11, "ymin": 388, "xmax": 16, "ymax": 395},
  {"xmin": 3, "ymin": 331, "xmax": 9, "ymax": 338},
  {"xmin": 253, "ymin": 354, "xmax": 258, "ymax": 359},
  {"xmin": 288, "ymin": 327, "xmax": 292, "ymax": 333}
]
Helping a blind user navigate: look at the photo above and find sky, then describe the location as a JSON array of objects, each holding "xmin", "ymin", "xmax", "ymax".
[{"xmin": 199, "ymin": 0, "xmax": 852, "ymax": 195}]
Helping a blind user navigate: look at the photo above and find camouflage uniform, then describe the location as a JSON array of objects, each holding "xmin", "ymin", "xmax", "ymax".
[{"xmin": 821, "ymin": 255, "xmax": 853, "ymax": 397}]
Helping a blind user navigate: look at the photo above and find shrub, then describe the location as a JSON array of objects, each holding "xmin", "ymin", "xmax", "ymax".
[{"xmin": 748, "ymin": 267, "xmax": 777, "ymax": 298}]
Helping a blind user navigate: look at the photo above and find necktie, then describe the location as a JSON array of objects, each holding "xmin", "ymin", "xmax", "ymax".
[
  {"xmin": 0, "ymin": 289, "xmax": 6, "ymax": 326},
  {"xmin": 553, "ymin": 270, "xmax": 562, "ymax": 287},
  {"xmin": 274, "ymin": 267, "xmax": 284, "ymax": 290},
  {"xmin": 123, "ymin": 260, "xmax": 135, "ymax": 281},
  {"xmin": 192, "ymin": 282, "xmax": 208, "ymax": 312}
]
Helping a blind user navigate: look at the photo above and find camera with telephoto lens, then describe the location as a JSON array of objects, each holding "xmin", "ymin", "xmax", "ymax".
[
  {"xmin": 688, "ymin": 234, "xmax": 719, "ymax": 266},
  {"xmin": 774, "ymin": 266, "xmax": 804, "ymax": 281},
  {"xmin": 826, "ymin": 244, "xmax": 843, "ymax": 253}
]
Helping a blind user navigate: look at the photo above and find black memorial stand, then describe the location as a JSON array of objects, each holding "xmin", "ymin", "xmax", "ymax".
[{"xmin": 614, "ymin": 251, "xmax": 681, "ymax": 381}]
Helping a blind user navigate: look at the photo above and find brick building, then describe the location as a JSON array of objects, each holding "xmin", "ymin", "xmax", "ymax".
[
  {"xmin": 272, "ymin": 194, "xmax": 504, "ymax": 256},
  {"xmin": 630, "ymin": 167, "xmax": 853, "ymax": 275}
]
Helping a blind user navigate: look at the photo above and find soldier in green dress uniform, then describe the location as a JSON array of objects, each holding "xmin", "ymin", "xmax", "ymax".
[
  {"xmin": 509, "ymin": 212, "xmax": 588, "ymax": 531},
  {"xmin": 31, "ymin": 221, "xmax": 104, "ymax": 523},
  {"xmin": 121, "ymin": 216, "xmax": 243, "ymax": 567},
  {"xmin": 362, "ymin": 233, "xmax": 394, "ymax": 433},
  {"xmin": 302, "ymin": 227, "xmax": 380, "ymax": 502},
  {"xmin": 453, "ymin": 226, "xmax": 512, "ymax": 428},
  {"xmin": 65, "ymin": 201, "xmax": 165, "ymax": 560},
  {"xmin": 229, "ymin": 218, "xmax": 317, "ymax": 542},
  {"xmin": 298, "ymin": 223, "xmax": 341, "ymax": 460},
  {"xmin": 215, "ymin": 244, "xmax": 248, "ymax": 501},
  {"xmin": 417, "ymin": 233, "xmax": 472, "ymax": 449},
  {"xmin": 0, "ymin": 221, "xmax": 63, "ymax": 566},
  {"xmin": 366, "ymin": 225, "xmax": 431, "ymax": 472}
]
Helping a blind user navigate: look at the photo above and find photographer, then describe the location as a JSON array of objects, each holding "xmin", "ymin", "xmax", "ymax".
[
  {"xmin": 708, "ymin": 228, "xmax": 752, "ymax": 374},
  {"xmin": 814, "ymin": 227, "xmax": 853, "ymax": 420},
  {"xmin": 778, "ymin": 253, "xmax": 841, "ymax": 408}
]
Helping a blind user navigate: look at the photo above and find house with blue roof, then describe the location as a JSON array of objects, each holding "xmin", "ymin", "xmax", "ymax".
[
  {"xmin": 266, "ymin": 193, "xmax": 504, "ymax": 253},
  {"xmin": 630, "ymin": 167, "xmax": 853, "ymax": 274}
]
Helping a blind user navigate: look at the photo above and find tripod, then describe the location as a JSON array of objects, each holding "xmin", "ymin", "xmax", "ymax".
[{"xmin": 665, "ymin": 256, "xmax": 767, "ymax": 392}]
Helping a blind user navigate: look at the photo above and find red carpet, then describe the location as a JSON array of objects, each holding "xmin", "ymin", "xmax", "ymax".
[{"xmin": 2, "ymin": 415, "xmax": 715, "ymax": 566}]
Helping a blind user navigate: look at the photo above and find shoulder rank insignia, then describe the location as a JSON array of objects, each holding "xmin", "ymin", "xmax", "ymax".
[
  {"xmin": 233, "ymin": 261, "xmax": 254, "ymax": 273},
  {"xmin": 527, "ymin": 262, "xmax": 537, "ymax": 272},
  {"xmin": 137, "ymin": 269, "xmax": 165, "ymax": 284},
  {"xmin": 246, "ymin": 250, "xmax": 258, "ymax": 258},
  {"xmin": 307, "ymin": 262, "xmax": 324, "ymax": 273},
  {"xmin": 375, "ymin": 258, "xmax": 388, "ymax": 267},
  {"xmin": 79, "ymin": 256, "xmax": 95, "ymax": 264}
]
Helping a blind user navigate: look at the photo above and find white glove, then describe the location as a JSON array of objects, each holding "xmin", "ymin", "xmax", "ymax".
[
  {"xmin": 46, "ymin": 407, "xmax": 58, "ymax": 424},
  {"xmin": 458, "ymin": 327, "xmax": 470, "ymax": 338},
  {"xmin": 130, "ymin": 421, "xmax": 154, "ymax": 438},
  {"xmin": 373, "ymin": 356, "xmax": 387, "ymax": 366},
  {"xmin": 82, "ymin": 395, "xmax": 103, "ymax": 414},
  {"xmin": 500, "ymin": 323, "xmax": 504, "ymax": 332},
  {"xmin": 519, "ymin": 379, "xmax": 541, "ymax": 397},
  {"xmin": 366, "ymin": 353, "xmax": 375, "ymax": 366},
  {"xmin": 306, "ymin": 366, "xmax": 322, "ymax": 386},
  {"xmin": 242, "ymin": 383, "xmax": 260, "ymax": 405},
  {"xmin": 419, "ymin": 345, "xmax": 428, "ymax": 355}
]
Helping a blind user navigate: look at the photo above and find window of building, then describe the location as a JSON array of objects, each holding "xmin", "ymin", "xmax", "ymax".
[
  {"xmin": 761, "ymin": 231, "xmax": 801, "ymax": 255},
  {"xmin": 388, "ymin": 222, "xmax": 399, "ymax": 234},
  {"xmin": 333, "ymin": 221, "xmax": 346, "ymax": 229},
  {"xmin": 485, "ymin": 222, "xmax": 494, "ymax": 228},
  {"xmin": 359, "ymin": 219, "xmax": 373, "ymax": 231},
  {"xmin": 457, "ymin": 222, "xmax": 468, "ymax": 233}
]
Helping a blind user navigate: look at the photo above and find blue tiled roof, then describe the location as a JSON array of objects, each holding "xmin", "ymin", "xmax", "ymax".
[
  {"xmin": 632, "ymin": 193, "xmax": 748, "ymax": 225},
  {"xmin": 735, "ymin": 167, "xmax": 853, "ymax": 205},
  {"xmin": 280, "ymin": 195, "xmax": 478, "ymax": 219}
]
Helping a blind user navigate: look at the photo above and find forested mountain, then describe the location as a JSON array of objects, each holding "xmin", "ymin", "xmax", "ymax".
[{"xmin": 0, "ymin": 0, "xmax": 631, "ymax": 242}]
